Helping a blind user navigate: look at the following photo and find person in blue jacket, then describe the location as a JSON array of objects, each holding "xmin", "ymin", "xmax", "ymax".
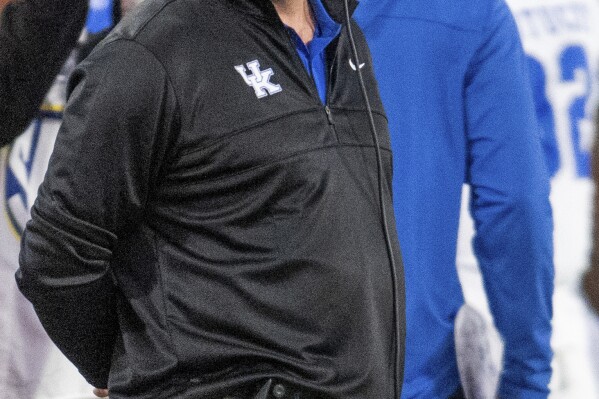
[{"xmin": 355, "ymin": 0, "xmax": 554, "ymax": 398}]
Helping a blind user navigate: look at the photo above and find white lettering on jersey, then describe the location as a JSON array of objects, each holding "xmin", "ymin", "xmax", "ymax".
[{"xmin": 515, "ymin": 3, "xmax": 592, "ymax": 37}]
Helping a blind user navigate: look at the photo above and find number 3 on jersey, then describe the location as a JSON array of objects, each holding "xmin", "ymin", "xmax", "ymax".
[{"xmin": 528, "ymin": 45, "xmax": 593, "ymax": 179}]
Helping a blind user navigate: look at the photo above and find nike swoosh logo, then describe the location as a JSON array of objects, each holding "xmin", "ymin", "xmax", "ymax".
[{"xmin": 349, "ymin": 59, "xmax": 366, "ymax": 71}]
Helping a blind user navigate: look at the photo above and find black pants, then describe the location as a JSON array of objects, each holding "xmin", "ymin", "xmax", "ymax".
[
  {"xmin": 449, "ymin": 386, "xmax": 466, "ymax": 399},
  {"xmin": 218, "ymin": 379, "xmax": 312, "ymax": 399},
  {"xmin": 225, "ymin": 381, "xmax": 465, "ymax": 399}
]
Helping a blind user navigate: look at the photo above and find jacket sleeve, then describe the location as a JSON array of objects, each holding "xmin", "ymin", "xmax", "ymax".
[
  {"xmin": 15, "ymin": 38, "xmax": 179, "ymax": 388},
  {"xmin": 584, "ymin": 114, "xmax": 599, "ymax": 316},
  {"xmin": 0, "ymin": 0, "xmax": 88, "ymax": 146},
  {"xmin": 464, "ymin": 1, "xmax": 554, "ymax": 397}
]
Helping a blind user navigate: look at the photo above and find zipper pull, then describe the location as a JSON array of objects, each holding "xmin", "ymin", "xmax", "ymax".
[{"xmin": 325, "ymin": 106, "xmax": 334, "ymax": 125}]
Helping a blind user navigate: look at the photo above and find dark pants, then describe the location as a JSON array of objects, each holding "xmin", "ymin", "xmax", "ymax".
[
  {"xmin": 218, "ymin": 379, "xmax": 312, "ymax": 399},
  {"xmin": 449, "ymin": 386, "xmax": 466, "ymax": 399}
]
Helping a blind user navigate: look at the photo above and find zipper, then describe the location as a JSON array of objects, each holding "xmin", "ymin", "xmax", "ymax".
[
  {"xmin": 279, "ymin": 28, "xmax": 322, "ymax": 102},
  {"xmin": 325, "ymin": 35, "xmax": 340, "ymax": 109},
  {"xmin": 323, "ymin": 35, "xmax": 340, "ymax": 127},
  {"xmin": 276, "ymin": 17, "xmax": 341, "ymax": 140},
  {"xmin": 324, "ymin": 105, "xmax": 334, "ymax": 125}
]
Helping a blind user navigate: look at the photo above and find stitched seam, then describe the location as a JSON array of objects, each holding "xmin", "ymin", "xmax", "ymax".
[
  {"xmin": 330, "ymin": 106, "xmax": 388, "ymax": 122},
  {"xmin": 178, "ymin": 107, "xmax": 322, "ymax": 157},
  {"xmin": 179, "ymin": 106, "xmax": 388, "ymax": 158},
  {"xmin": 374, "ymin": 14, "xmax": 483, "ymax": 33},
  {"xmin": 185, "ymin": 143, "xmax": 392, "ymax": 185},
  {"xmin": 153, "ymin": 229, "xmax": 182, "ymax": 373}
]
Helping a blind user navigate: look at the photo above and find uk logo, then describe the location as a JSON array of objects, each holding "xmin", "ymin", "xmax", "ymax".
[{"xmin": 234, "ymin": 60, "xmax": 282, "ymax": 99}]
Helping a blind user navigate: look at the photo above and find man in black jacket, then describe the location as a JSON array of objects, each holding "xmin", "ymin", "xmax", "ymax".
[
  {"xmin": 16, "ymin": 0, "xmax": 405, "ymax": 398},
  {"xmin": 0, "ymin": 0, "xmax": 88, "ymax": 145}
]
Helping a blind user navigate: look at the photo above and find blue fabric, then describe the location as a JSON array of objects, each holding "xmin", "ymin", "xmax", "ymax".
[
  {"xmin": 355, "ymin": 1, "xmax": 554, "ymax": 398},
  {"xmin": 86, "ymin": 0, "xmax": 113, "ymax": 34},
  {"xmin": 286, "ymin": 0, "xmax": 341, "ymax": 103}
]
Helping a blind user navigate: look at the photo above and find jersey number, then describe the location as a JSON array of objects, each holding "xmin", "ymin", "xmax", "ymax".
[{"xmin": 527, "ymin": 45, "xmax": 592, "ymax": 178}]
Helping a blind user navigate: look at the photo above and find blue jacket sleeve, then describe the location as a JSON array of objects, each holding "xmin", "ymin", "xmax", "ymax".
[
  {"xmin": 464, "ymin": 1, "xmax": 554, "ymax": 397},
  {"xmin": 15, "ymin": 39, "xmax": 179, "ymax": 388}
]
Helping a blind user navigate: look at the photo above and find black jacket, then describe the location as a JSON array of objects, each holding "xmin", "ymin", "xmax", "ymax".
[
  {"xmin": 0, "ymin": 0, "xmax": 88, "ymax": 145},
  {"xmin": 16, "ymin": 0, "xmax": 405, "ymax": 397}
]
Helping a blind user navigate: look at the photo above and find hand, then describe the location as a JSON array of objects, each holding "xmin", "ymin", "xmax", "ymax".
[{"xmin": 93, "ymin": 388, "xmax": 109, "ymax": 398}]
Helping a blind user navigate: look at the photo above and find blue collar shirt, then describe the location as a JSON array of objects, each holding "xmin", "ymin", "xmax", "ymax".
[{"xmin": 285, "ymin": 0, "xmax": 341, "ymax": 104}]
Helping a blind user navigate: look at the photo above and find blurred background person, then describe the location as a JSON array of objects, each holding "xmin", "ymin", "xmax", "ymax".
[
  {"xmin": 0, "ymin": 1, "xmax": 141, "ymax": 397},
  {"xmin": 0, "ymin": 43, "xmax": 86, "ymax": 399},
  {"xmin": 355, "ymin": 0, "xmax": 554, "ymax": 397},
  {"xmin": 457, "ymin": 0, "xmax": 599, "ymax": 397},
  {"xmin": 0, "ymin": 0, "xmax": 88, "ymax": 145}
]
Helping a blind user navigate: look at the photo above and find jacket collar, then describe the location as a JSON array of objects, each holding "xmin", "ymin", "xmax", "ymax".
[
  {"xmin": 319, "ymin": 0, "xmax": 358, "ymax": 23},
  {"xmin": 228, "ymin": 0, "xmax": 358, "ymax": 25}
]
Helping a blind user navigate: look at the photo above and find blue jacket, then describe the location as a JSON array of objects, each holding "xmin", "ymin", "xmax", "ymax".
[{"xmin": 355, "ymin": 0, "xmax": 554, "ymax": 398}]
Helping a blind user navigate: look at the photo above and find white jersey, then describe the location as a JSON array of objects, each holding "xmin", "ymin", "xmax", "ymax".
[
  {"xmin": 513, "ymin": 0, "xmax": 599, "ymax": 284},
  {"xmin": 456, "ymin": 1, "xmax": 599, "ymax": 397},
  {"xmin": 458, "ymin": 0, "xmax": 599, "ymax": 285}
]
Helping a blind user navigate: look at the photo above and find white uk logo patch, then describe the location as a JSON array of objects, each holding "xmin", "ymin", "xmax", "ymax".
[{"xmin": 234, "ymin": 60, "xmax": 283, "ymax": 99}]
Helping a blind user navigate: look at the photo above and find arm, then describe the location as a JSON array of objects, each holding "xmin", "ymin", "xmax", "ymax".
[
  {"xmin": 15, "ymin": 38, "xmax": 178, "ymax": 388},
  {"xmin": 0, "ymin": 0, "xmax": 88, "ymax": 146},
  {"xmin": 465, "ymin": 1, "xmax": 554, "ymax": 397}
]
